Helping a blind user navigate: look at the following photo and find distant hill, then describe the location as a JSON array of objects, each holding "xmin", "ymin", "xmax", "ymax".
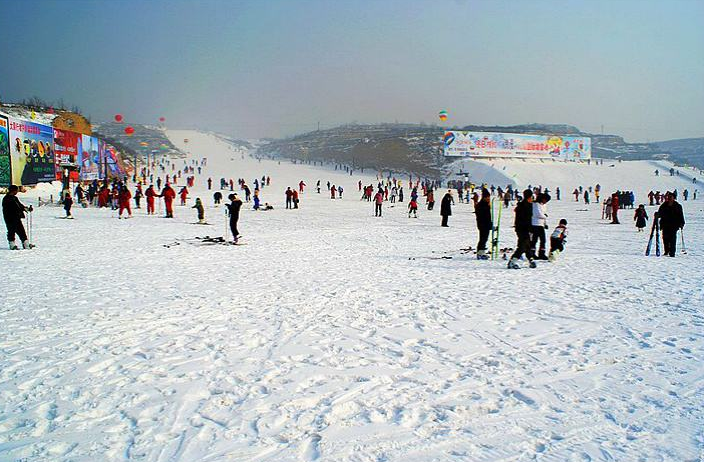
[
  {"xmin": 93, "ymin": 122, "xmax": 183, "ymax": 161},
  {"xmin": 653, "ymin": 138, "xmax": 704, "ymax": 170},
  {"xmin": 257, "ymin": 123, "xmax": 703, "ymax": 177}
]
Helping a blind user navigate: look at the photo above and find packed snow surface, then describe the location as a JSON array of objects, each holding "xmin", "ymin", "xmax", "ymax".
[{"xmin": 1, "ymin": 130, "xmax": 703, "ymax": 462}]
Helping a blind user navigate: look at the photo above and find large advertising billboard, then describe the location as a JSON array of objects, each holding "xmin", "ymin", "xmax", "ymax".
[
  {"xmin": 54, "ymin": 128, "xmax": 81, "ymax": 180},
  {"xmin": 8, "ymin": 118, "xmax": 56, "ymax": 185},
  {"xmin": 443, "ymin": 131, "xmax": 591, "ymax": 160},
  {"xmin": 101, "ymin": 141, "xmax": 126, "ymax": 178},
  {"xmin": 0, "ymin": 116, "xmax": 10, "ymax": 186},
  {"xmin": 79, "ymin": 134, "xmax": 101, "ymax": 181}
]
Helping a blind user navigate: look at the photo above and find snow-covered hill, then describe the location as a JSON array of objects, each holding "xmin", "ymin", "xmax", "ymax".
[
  {"xmin": 1, "ymin": 131, "xmax": 702, "ymax": 462},
  {"xmin": 448, "ymin": 157, "xmax": 698, "ymax": 200}
]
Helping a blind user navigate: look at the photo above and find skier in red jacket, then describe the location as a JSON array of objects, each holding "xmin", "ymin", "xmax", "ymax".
[
  {"xmin": 145, "ymin": 185, "xmax": 158, "ymax": 215},
  {"xmin": 118, "ymin": 185, "xmax": 132, "ymax": 218},
  {"xmin": 179, "ymin": 186, "xmax": 189, "ymax": 206},
  {"xmin": 161, "ymin": 183, "xmax": 176, "ymax": 218},
  {"xmin": 299, "ymin": 180, "xmax": 306, "ymax": 193}
]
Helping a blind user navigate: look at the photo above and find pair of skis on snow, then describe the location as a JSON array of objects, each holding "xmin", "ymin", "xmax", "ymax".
[
  {"xmin": 163, "ymin": 236, "xmax": 245, "ymax": 248},
  {"xmin": 645, "ymin": 212, "xmax": 660, "ymax": 256},
  {"xmin": 490, "ymin": 198, "xmax": 502, "ymax": 260}
]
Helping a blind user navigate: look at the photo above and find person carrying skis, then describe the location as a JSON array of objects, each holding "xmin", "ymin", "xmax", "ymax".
[
  {"xmin": 475, "ymin": 188, "xmax": 492, "ymax": 259},
  {"xmin": 192, "ymin": 198, "xmax": 205, "ymax": 224},
  {"xmin": 440, "ymin": 190, "xmax": 454, "ymax": 227},
  {"xmin": 374, "ymin": 190, "xmax": 383, "ymax": 217},
  {"xmin": 118, "ymin": 185, "xmax": 133, "ymax": 218},
  {"xmin": 657, "ymin": 192, "xmax": 685, "ymax": 257},
  {"xmin": 634, "ymin": 204, "xmax": 648, "ymax": 232},
  {"xmin": 2, "ymin": 185, "xmax": 33, "ymax": 250},
  {"xmin": 508, "ymin": 189, "xmax": 536, "ymax": 269},
  {"xmin": 548, "ymin": 219, "xmax": 568, "ymax": 262},
  {"xmin": 161, "ymin": 183, "xmax": 176, "ymax": 218},
  {"xmin": 226, "ymin": 193, "xmax": 243, "ymax": 243}
]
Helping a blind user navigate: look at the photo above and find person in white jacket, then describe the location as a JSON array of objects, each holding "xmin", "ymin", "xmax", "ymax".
[{"xmin": 530, "ymin": 193, "xmax": 550, "ymax": 259}]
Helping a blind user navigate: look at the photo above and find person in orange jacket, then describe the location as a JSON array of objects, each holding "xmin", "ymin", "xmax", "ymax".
[
  {"xmin": 161, "ymin": 183, "xmax": 176, "ymax": 218},
  {"xmin": 179, "ymin": 186, "xmax": 189, "ymax": 206},
  {"xmin": 118, "ymin": 184, "xmax": 132, "ymax": 218},
  {"xmin": 145, "ymin": 185, "xmax": 158, "ymax": 215}
]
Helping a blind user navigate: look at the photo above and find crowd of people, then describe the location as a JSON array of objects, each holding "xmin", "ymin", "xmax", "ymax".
[{"xmin": 1, "ymin": 152, "xmax": 693, "ymax": 263}]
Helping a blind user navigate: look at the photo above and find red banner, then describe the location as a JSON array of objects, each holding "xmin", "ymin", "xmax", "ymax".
[{"xmin": 53, "ymin": 128, "xmax": 80, "ymax": 180}]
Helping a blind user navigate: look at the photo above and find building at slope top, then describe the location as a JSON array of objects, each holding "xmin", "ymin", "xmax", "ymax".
[{"xmin": 0, "ymin": 104, "xmax": 128, "ymax": 188}]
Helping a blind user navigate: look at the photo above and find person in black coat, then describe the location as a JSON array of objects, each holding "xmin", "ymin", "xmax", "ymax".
[
  {"xmin": 226, "ymin": 193, "xmax": 243, "ymax": 243},
  {"xmin": 475, "ymin": 189, "xmax": 492, "ymax": 259},
  {"xmin": 440, "ymin": 190, "xmax": 454, "ymax": 227},
  {"xmin": 508, "ymin": 189, "xmax": 535, "ymax": 269},
  {"xmin": 2, "ymin": 185, "xmax": 32, "ymax": 250},
  {"xmin": 657, "ymin": 192, "xmax": 685, "ymax": 257}
]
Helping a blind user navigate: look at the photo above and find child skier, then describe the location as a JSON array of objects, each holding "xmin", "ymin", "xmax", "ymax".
[
  {"xmin": 548, "ymin": 219, "xmax": 568, "ymax": 262},
  {"xmin": 408, "ymin": 198, "xmax": 418, "ymax": 218},
  {"xmin": 634, "ymin": 204, "xmax": 648, "ymax": 232},
  {"xmin": 63, "ymin": 191, "xmax": 73, "ymax": 218},
  {"xmin": 192, "ymin": 198, "xmax": 205, "ymax": 224}
]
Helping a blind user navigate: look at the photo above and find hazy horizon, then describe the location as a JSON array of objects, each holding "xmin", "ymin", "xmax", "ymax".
[{"xmin": 1, "ymin": 0, "xmax": 703, "ymax": 143}]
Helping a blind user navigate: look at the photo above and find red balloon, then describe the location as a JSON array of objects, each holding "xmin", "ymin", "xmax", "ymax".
[
  {"xmin": 159, "ymin": 117, "xmax": 166, "ymax": 123},
  {"xmin": 115, "ymin": 114, "xmax": 123, "ymax": 123},
  {"xmin": 124, "ymin": 126, "xmax": 135, "ymax": 136}
]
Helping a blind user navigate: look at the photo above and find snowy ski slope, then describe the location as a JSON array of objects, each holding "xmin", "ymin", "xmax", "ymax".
[
  {"xmin": 1, "ymin": 130, "xmax": 702, "ymax": 462},
  {"xmin": 448, "ymin": 157, "xmax": 698, "ymax": 201}
]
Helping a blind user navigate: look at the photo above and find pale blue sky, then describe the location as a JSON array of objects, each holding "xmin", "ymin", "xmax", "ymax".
[{"xmin": 1, "ymin": 0, "xmax": 702, "ymax": 142}]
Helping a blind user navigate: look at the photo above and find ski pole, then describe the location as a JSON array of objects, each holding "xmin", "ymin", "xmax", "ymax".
[
  {"xmin": 224, "ymin": 208, "xmax": 229, "ymax": 241},
  {"xmin": 681, "ymin": 229, "xmax": 687, "ymax": 254}
]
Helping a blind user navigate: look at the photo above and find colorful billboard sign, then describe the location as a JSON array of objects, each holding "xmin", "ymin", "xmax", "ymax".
[
  {"xmin": 443, "ymin": 131, "xmax": 591, "ymax": 160},
  {"xmin": 101, "ymin": 140, "xmax": 127, "ymax": 178},
  {"xmin": 8, "ymin": 118, "xmax": 56, "ymax": 185},
  {"xmin": 79, "ymin": 134, "xmax": 101, "ymax": 181},
  {"xmin": 54, "ymin": 128, "xmax": 81, "ymax": 180},
  {"xmin": 0, "ymin": 116, "xmax": 10, "ymax": 186}
]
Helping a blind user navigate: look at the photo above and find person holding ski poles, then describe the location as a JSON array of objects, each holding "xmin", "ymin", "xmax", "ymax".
[
  {"xmin": 657, "ymin": 192, "xmax": 685, "ymax": 257},
  {"xmin": 226, "ymin": 193, "xmax": 243, "ymax": 243},
  {"xmin": 508, "ymin": 189, "xmax": 536, "ymax": 269},
  {"xmin": 2, "ymin": 185, "xmax": 33, "ymax": 250},
  {"xmin": 475, "ymin": 188, "xmax": 492, "ymax": 259}
]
